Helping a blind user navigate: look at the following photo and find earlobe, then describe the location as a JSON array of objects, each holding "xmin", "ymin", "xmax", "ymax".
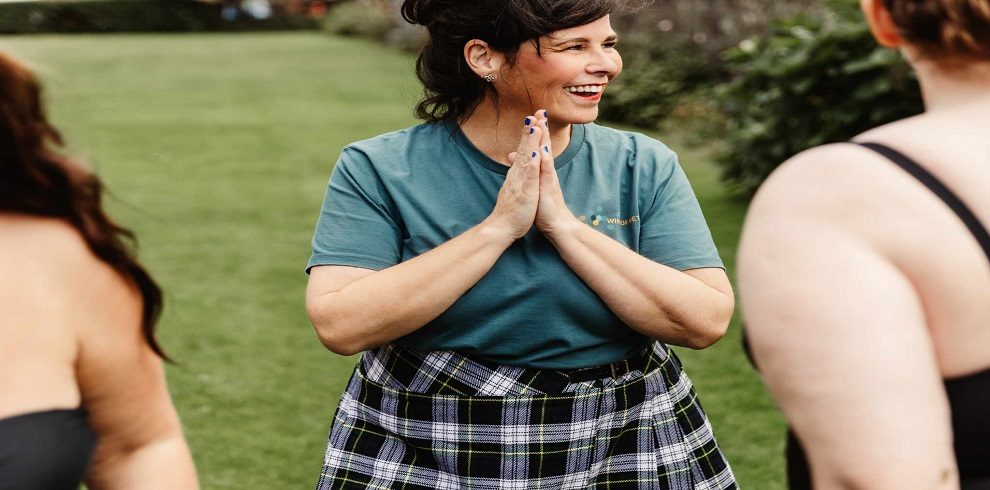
[{"xmin": 862, "ymin": 0, "xmax": 903, "ymax": 48}]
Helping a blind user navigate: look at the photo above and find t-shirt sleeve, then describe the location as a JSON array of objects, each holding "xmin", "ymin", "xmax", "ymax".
[
  {"xmin": 306, "ymin": 147, "xmax": 403, "ymax": 273},
  {"xmin": 638, "ymin": 152, "xmax": 724, "ymax": 271}
]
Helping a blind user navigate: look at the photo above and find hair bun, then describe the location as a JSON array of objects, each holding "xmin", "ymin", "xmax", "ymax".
[{"xmin": 883, "ymin": 0, "xmax": 990, "ymax": 61}]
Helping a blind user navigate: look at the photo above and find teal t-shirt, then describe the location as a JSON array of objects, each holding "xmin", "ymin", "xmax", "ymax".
[{"xmin": 308, "ymin": 120, "xmax": 723, "ymax": 368}]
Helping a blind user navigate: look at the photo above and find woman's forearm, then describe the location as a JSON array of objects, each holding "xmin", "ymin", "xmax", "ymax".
[
  {"xmin": 545, "ymin": 220, "xmax": 733, "ymax": 349},
  {"xmin": 307, "ymin": 219, "xmax": 516, "ymax": 355}
]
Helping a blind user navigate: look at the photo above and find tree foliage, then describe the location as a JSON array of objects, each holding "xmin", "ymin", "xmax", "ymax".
[
  {"xmin": 0, "ymin": 0, "xmax": 321, "ymax": 34},
  {"xmin": 711, "ymin": 0, "xmax": 923, "ymax": 196},
  {"xmin": 598, "ymin": 39, "xmax": 726, "ymax": 130}
]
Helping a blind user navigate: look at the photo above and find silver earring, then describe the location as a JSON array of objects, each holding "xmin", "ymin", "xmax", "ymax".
[{"xmin": 483, "ymin": 73, "xmax": 496, "ymax": 83}]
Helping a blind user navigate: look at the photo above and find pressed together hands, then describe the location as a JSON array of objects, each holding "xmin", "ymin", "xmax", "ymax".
[
  {"xmin": 308, "ymin": 110, "xmax": 733, "ymax": 355},
  {"xmin": 486, "ymin": 110, "xmax": 578, "ymax": 242}
]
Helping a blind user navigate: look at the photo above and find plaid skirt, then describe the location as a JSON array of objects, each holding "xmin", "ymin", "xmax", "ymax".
[{"xmin": 316, "ymin": 342, "xmax": 736, "ymax": 489}]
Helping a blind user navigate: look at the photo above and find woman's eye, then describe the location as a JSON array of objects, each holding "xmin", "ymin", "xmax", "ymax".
[
  {"xmin": 565, "ymin": 45, "xmax": 583, "ymax": 51},
  {"xmin": 604, "ymin": 42, "xmax": 618, "ymax": 49}
]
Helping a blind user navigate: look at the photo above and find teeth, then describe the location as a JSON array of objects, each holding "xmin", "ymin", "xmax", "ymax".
[{"xmin": 566, "ymin": 85, "xmax": 603, "ymax": 93}]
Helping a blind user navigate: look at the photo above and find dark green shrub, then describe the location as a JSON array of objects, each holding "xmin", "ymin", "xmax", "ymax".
[
  {"xmin": 0, "ymin": 0, "xmax": 316, "ymax": 34},
  {"xmin": 0, "ymin": 0, "xmax": 217, "ymax": 33},
  {"xmin": 321, "ymin": 0, "xmax": 395, "ymax": 41},
  {"xmin": 711, "ymin": 0, "xmax": 923, "ymax": 196},
  {"xmin": 599, "ymin": 39, "xmax": 727, "ymax": 130}
]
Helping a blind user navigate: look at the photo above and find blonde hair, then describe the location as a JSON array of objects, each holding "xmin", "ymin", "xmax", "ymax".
[{"xmin": 882, "ymin": 0, "xmax": 990, "ymax": 61}]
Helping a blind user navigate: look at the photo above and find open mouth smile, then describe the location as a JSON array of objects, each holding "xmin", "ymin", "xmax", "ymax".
[{"xmin": 564, "ymin": 84, "xmax": 605, "ymax": 102}]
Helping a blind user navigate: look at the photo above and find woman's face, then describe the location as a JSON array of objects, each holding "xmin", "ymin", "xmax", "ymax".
[{"xmin": 498, "ymin": 15, "xmax": 622, "ymax": 125}]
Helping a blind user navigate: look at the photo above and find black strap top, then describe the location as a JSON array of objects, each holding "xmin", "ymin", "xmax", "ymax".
[
  {"xmin": 857, "ymin": 142, "xmax": 990, "ymax": 486},
  {"xmin": 0, "ymin": 408, "xmax": 97, "ymax": 490},
  {"xmin": 857, "ymin": 142, "xmax": 990, "ymax": 259},
  {"xmin": 746, "ymin": 142, "xmax": 990, "ymax": 489}
]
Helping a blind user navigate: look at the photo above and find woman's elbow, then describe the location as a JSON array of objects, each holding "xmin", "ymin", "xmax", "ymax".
[
  {"xmin": 683, "ymin": 323, "xmax": 727, "ymax": 349},
  {"xmin": 682, "ymin": 297, "xmax": 734, "ymax": 349},
  {"xmin": 309, "ymin": 317, "xmax": 365, "ymax": 356},
  {"xmin": 317, "ymin": 330, "xmax": 364, "ymax": 356},
  {"xmin": 306, "ymin": 301, "xmax": 364, "ymax": 356}
]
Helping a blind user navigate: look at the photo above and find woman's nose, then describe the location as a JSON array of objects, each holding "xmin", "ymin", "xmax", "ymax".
[{"xmin": 587, "ymin": 49, "xmax": 620, "ymax": 76}]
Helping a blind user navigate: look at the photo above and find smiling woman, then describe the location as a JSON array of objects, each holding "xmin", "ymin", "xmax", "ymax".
[
  {"xmin": 400, "ymin": 0, "xmax": 620, "ymax": 125},
  {"xmin": 304, "ymin": 1, "xmax": 737, "ymax": 488},
  {"xmin": 464, "ymin": 15, "xmax": 622, "ymax": 132}
]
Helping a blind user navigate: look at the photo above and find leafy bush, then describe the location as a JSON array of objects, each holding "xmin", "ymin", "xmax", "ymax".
[
  {"xmin": 612, "ymin": 1, "xmax": 825, "ymax": 66},
  {"xmin": 599, "ymin": 39, "xmax": 727, "ymax": 131},
  {"xmin": 711, "ymin": 0, "xmax": 923, "ymax": 196},
  {"xmin": 321, "ymin": 0, "xmax": 395, "ymax": 41}
]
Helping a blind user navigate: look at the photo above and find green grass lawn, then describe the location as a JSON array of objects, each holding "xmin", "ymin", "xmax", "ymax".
[{"xmin": 1, "ymin": 33, "xmax": 785, "ymax": 488}]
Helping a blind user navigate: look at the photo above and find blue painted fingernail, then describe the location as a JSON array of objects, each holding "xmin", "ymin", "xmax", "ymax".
[
  {"xmin": 543, "ymin": 110, "xmax": 549, "ymax": 118},
  {"xmin": 529, "ymin": 127, "xmax": 534, "ymax": 134},
  {"xmin": 524, "ymin": 117, "xmax": 531, "ymax": 126},
  {"xmin": 531, "ymin": 151, "xmax": 537, "ymax": 158},
  {"xmin": 543, "ymin": 145, "xmax": 550, "ymax": 153}
]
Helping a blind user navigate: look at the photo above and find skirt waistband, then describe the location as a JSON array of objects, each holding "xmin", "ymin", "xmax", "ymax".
[{"xmin": 359, "ymin": 342, "xmax": 672, "ymax": 397}]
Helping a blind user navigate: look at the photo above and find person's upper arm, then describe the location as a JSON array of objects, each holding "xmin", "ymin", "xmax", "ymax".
[
  {"xmin": 638, "ymin": 149, "xmax": 724, "ymax": 271},
  {"xmin": 306, "ymin": 264, "xmax": 376, "ymax": 309},
  {"xmin": 305, "ymin": 147, "xmax": 404, "ymax": 343},
  {"xmin": 307, "ymin": 146, "xmax": 403, "ymax": 273},
  {"xmin": 71, "ymin": 259, "xmax": 196, "ymax": 488},
  {"xmin": 738, "ymin": 147, "xmax": 957, "ymax": 489},
  {"xmin": 682, "ymin": 267, "xmax": 733, "ymax": 300}
]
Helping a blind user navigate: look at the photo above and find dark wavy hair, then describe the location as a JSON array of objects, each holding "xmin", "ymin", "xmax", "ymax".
[
  {"xmin": 0, "ymin": 51, "xmax": 168, "ymax": 359},
  {"xmin": 882, "ymin": 0, "xmax": 990, "ymax": 61},
  {"xmin": 401, "ymin": 0, "xmax": 635, "ymax": 123}
]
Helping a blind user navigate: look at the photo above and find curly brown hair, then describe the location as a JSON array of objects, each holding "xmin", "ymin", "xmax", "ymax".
[{"xmin": 0, "ymin": 51, "xmax": 168, "ymax": 359}]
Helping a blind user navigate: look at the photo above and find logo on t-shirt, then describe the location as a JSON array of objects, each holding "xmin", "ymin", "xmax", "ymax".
[{"xmin": 578, "ymin": 213, "xmax": 639, "ymax": 227}]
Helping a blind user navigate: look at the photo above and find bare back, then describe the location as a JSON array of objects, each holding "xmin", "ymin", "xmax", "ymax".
[
  {"xmin": 0, "ymin": 215, "xmax": 89, "ymax": 418},
  {"xmin": 856, "ymin": 107, "xmax": 990, "ymax": 378},
  {"xmin": 0, "ymin": 213, "xmax": 199, "ymax": 488},
  {"xmin": 740, "ymin": 102, "xmax": 990, "ymax": 486}
]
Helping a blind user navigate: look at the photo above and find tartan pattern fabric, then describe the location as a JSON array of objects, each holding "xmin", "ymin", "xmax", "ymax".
[{"xmin": 316, "ymin": 342, "xmax": 736, "ymax": 489}]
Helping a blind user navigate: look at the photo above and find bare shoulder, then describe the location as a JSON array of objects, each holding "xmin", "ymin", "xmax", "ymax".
[
  {"xmin": 2, "ymin": 214, "xmax": 96, "ymax": 267},
  {"xmin": 0, "ymin": 214, "xmax": 142, "ymax": 332},
  {"xmin": 0, "ymin": 213, "xmax": 90, "ymax": 256},
  {"xmin": 854, "ymin": 111, "xmax": 929, "ymax": 142},
  {"xmin": 747, "ymin": 143, "xmax": 900, "ymax": 226}
]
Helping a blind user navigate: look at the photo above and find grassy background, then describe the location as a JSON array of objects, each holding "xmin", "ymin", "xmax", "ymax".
[{"xmin": 1, "ymin": 33, "xmax": 785, "ymax": 488}]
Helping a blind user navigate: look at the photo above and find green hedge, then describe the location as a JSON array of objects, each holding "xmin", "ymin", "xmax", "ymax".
[
  {"xmin": 711, "ymin": 0, "xmax": 924, "ymax": 196},
  {"xmin": 0, "ymin": 0, "xmax": 317, "ymax": 34}
]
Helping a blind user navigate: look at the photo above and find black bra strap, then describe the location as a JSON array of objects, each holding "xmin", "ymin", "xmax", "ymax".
[{"xmin": 856, "ymin": 142, "xmax": 990, "ymax": 265}]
